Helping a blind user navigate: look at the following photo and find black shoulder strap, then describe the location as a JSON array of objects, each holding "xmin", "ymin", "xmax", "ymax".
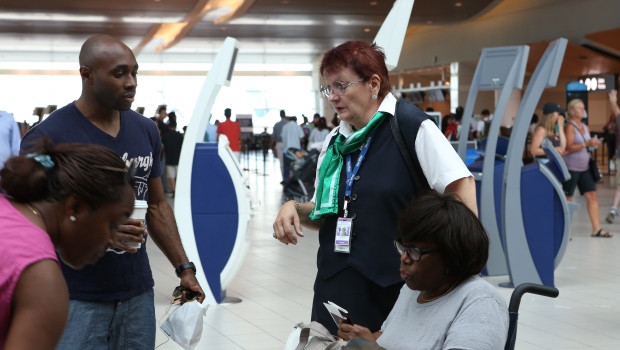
[{"xmin": 389, "ymin": 100, "xmax": 431, "ymax": 196}]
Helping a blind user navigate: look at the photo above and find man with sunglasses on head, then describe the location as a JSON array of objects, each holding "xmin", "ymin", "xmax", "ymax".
[{"xmin": 21, "ymin": 34, "xmax": 205, "ymax": 350}]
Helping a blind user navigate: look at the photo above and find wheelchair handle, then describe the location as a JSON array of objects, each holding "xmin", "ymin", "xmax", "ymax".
[{"xmin": 508, "ymin": 283, "xmax": 559, "ymax": 312}]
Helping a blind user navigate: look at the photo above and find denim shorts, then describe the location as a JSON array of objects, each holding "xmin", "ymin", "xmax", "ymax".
[{"xmin": 56, "ymin": 289, "xmax": 155, "ymax": 350}]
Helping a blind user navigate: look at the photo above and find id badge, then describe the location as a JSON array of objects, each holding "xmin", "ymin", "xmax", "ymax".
[{"xmin": 334, "ymin": 218, "xmax": 353, "ymax": 254}]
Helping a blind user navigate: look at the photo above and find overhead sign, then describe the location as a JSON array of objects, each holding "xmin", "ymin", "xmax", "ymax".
[
  {"xmin": 578, "ymin": 73, "xmax": 617, "ymax": 92},
  {"xmin": 566, "ymin": 81, "xmax": 587, "ymax": 91}
]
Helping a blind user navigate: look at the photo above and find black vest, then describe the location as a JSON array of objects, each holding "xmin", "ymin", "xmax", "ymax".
[{"xmin": 317, "ymin": 101, "xmax": 430, "ymax": 287}]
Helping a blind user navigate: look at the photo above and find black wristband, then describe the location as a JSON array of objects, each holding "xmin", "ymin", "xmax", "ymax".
[{"xmin": 175, "ymin": 262, "xmax": 196, "ymax": 277}]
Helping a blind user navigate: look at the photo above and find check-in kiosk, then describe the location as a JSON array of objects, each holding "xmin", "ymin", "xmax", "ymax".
[
  {"xmin": 458, "ymin": 46, "xmax": 530, "ymax": 276},
  {"xmin": 175, "ymin": 37, "xmax": 252, "ymax": 305},
  {"xmin": 501, "ymin": 38, "xmax": 576, "ymax": 287},
  {"xmin": 511, "ymin": 140, "xmax": 576, "ymax": 286}
]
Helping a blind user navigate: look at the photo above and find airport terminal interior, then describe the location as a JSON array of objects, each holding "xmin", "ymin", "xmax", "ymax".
[{"xmin": 2, "ymin": 0, "xmax": 620, "ymax": 349}]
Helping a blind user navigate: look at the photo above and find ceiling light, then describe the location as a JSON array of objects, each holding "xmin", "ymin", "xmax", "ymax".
[
  {"xmin": 122, "ymin": 16, "xmax": 183, "ymax": 23},
  {"xmin": 426, "ymin": 20, "xmax": 433, "ymax": 24},
  {"xmin": 455, "ymin": 2, "xmax": 462, "ymax": 6},
  {"xmin": 0, "ymin": 12, "xmax": 107, "ymax": 22},
  {"xmin": 282, "ymin": 0, "xmax": 289, "ymax": 3},
  {"xmin": 370, "ymin": 1, "xmax": 377, "ymax": 5},
  {"xmin": 229, "ymin": 18, "xmax": 317, "ymax": 26},
  {"xmin": 364, "ymin": 28, "xmax": 370, "ymax": 32},
  {"xmin": 334, "ymin": 19, "xmax": 382, "ymax": 26},
  {"xmin": 220, "ymin": 27, "xmax": 227, "ymax": 31}
]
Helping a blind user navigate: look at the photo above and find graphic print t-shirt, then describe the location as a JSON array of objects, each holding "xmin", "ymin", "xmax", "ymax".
[{"xmin": 21, "ymin": 102, "xmax": 162, "ymax": 301}]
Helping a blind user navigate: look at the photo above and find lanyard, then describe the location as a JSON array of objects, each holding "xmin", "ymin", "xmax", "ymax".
[{"xmin": 343, "ymin": 132, "xmax": 375, "ymax": 217}]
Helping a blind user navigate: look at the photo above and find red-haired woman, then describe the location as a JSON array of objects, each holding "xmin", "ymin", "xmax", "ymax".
[{"xmin": 272, "ymin": 40, "xmax": 476, "ymax": 335}]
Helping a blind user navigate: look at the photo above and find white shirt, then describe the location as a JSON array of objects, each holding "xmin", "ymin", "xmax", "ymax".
[
  {"xmin": 311, "ymin": 93, "xmax": 472, "ymax": 202},
  {"xmin": 0, "ymin": 110, "xmax": 21, "ymax": 168}
]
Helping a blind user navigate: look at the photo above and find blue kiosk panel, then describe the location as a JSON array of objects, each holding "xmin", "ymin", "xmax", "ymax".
[
  {"xmin": 191, "ymin": 143, "xmax": 239, "ymax": 302},
  {"xmin": 520, "ymin": 163, "xmax": 557, "ymax": 286}
]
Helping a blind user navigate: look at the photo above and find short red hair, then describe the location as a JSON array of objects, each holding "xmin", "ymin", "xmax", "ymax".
[{"xmin": 320, "ymin": 41, "xmax": 392, "ymax": 98}]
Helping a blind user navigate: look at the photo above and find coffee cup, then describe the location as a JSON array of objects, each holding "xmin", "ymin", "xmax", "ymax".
[{"xmin": 125, "ymin": 200, "xmax": 147, "ymax": 249}]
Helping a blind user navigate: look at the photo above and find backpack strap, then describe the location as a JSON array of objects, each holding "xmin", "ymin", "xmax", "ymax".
[{"xmin": 389, "ymin": 100, "xmax": 431, "ymax": 196}]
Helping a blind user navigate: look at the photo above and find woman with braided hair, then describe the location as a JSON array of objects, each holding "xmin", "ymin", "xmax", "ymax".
[{"xmin": 0, "ymin": 140, "xmax": 135, "ymax": 349}]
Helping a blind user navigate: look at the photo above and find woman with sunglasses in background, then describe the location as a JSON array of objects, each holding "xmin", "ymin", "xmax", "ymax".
[
  {"xmin": 0, "ymin": 140, "xmax": 135, "ymax": 349},
  {"xmin": 337, "ymin": 191, "xmax": 508, "ymax": 350},
  {"xmin": 273, "ymin": 40, "xmax": 476, "ymax": 335}
]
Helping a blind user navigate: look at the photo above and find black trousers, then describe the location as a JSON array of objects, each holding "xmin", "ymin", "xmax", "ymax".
[{"xmin": 311, "ymin": 266, "xmax": 403, "ymax": 335}]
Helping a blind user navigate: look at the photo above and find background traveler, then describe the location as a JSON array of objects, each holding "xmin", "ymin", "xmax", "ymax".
[
  {"xmin": 0, "ymin": 109, "xmax": 20, "ymax": 170},
  {"xmin": 530, "ymin": 102, "xmax": 566, "ymax": 159},
  {"xmin": 563, "ymin": 98, "xmax": 609, "ymax": 237},
  {"xmin": 217, "ymin": 107, "xmax": 242, "ymax": 160},
  {"xmin": 605, "ymin": 90, "xmax": 620, "ymax": 223}
]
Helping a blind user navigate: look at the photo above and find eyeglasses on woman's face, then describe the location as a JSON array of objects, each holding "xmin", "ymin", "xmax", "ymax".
[
  {"xmin": 394, "ymin": 240, "xmax": 439, "ymax": 261},
  {"xmin": 319, "ymin": 78, "xmax": 364, "ymax": 98}
]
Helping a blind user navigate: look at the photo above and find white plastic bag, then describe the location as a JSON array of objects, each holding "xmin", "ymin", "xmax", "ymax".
[
  {"xmin": 283, "ymin": 322, "xmax": 347, "ymax": 350},
  {"xmin": 160, "ymin": 301, "xmax": 208, "ymax": 350}
]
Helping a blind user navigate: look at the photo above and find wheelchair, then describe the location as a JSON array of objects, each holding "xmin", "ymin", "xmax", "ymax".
[{"xmin": 339, "ymin": 283, "xmax": 559, "ymax": 350}]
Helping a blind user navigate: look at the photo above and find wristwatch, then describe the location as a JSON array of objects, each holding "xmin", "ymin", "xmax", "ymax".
[{"xmin": 175, "ymin": 262, "xmax": 196, "ymax": 277}]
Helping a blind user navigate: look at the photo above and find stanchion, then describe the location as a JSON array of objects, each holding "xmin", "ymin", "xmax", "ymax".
[
  {"xmin": 259, "ymin": 134, "xmax": 270, "ymax": 176},
  {"xmin": 262, "ymin": 148, "xmax": 269, "ymax": 176},
  {"xmin": 241, "ymin": 141, "xmax": 251, "ymax": 172}
]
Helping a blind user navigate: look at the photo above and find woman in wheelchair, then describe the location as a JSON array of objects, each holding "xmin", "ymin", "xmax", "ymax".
[{"xmin": 337, "ymin": 192, "xmax": 509, "ymax": 350}]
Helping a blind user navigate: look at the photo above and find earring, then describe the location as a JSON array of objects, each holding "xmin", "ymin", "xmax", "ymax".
[
  {"xmin": 372, "ymin": 94, "xmax": 377, "ymax": 100},
  {"xmin": 69, "ymin": 215, "xmax": 77, "ymax": 222}
]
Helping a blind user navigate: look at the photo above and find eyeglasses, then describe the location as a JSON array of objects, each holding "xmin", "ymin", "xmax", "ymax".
[
  {"xmin": 319, "ymin": 78, "xmax": 364, "ymax": 98},
  {"xmin": 394, "ymin": 240, "xmax": 439, "ymax": 261}
]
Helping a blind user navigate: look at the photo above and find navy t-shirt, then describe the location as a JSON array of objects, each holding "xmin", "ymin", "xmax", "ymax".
[{"xmin": 21, "ymin": 102, "xmax": 162, "ymax": 301}]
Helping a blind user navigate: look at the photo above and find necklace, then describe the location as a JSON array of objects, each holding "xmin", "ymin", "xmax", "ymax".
[
  {"xmin": 421, "ymin": 281, "xmax": 460, "ymax": 303},
  {"xmin": 25, "ymin": 203, "xmax": 50, "ymax": 232},
  {"xmin": 25, "ymin": 204, "xmax": 39, "ymax": 216}
]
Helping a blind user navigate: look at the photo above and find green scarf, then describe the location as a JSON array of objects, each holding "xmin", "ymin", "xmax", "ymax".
[{"xmin": 311, "ymin": 112, "xmax": 387, "ymax": 220}]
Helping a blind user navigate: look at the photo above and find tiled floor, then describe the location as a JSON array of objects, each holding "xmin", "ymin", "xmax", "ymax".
[{"xmin": 150, "ymin": 152, "xmax": 620, "ymax": 350}]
